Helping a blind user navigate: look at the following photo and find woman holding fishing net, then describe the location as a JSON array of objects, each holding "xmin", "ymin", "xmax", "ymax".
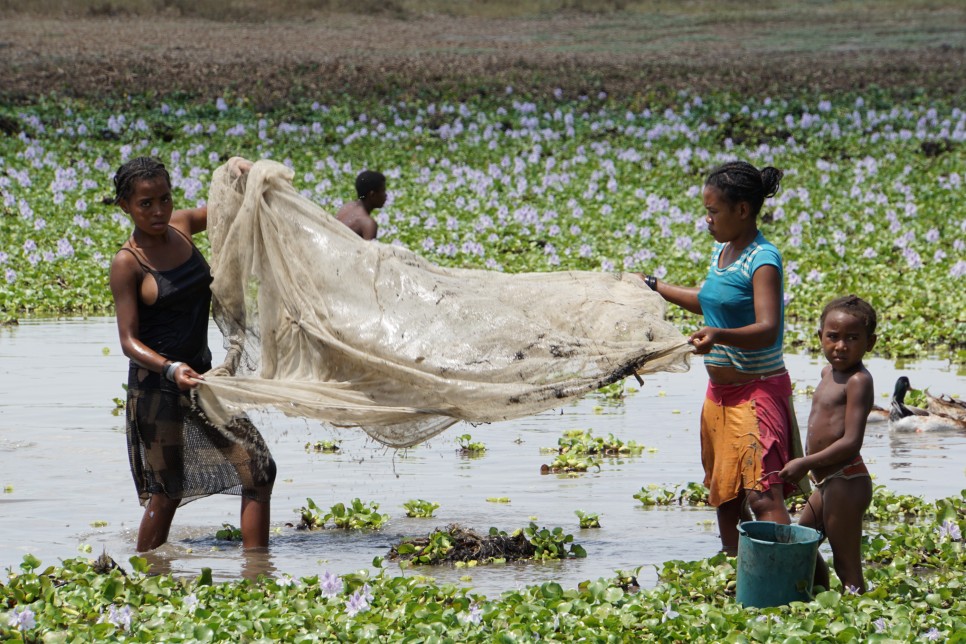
[
  {"xmin": 641, "ymin": 161, "xmax": 804, "ymax": 555},
  {"xmin": 109, "ymin": 156, "xmax": 276, "ymax": 552}
]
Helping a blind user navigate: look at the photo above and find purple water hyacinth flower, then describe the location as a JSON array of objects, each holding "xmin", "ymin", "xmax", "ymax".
[
  {"xmin": 0, "ymin": 251, "xmax": 6, "ymax": 264},
  {"xmin": 653, "ymin": 265, "xmax": 667, "ymax": 279},
  {"xmin": 936, "ymin": 519, "xmax": 961, "ymax": 541},
  {"xmin": 27, "ymin": 253, "xmax": 40, "ymax": 266},
  {"xmin": 661, "ymin": 603, "xmax": 679, "ymax": 622},
  {"xmin": 460, "ymin": 602, "xmax": 484, "ymax": 625},
  {"xmin": 34, "ymin": 218, "xmax": 46, "ymax": 230},
  {"xmin": 23, "ymin": 239, "xmax": 37, "ymax": 252},
  {"xmin": 925, "ymin": 228, "xmax": 940, "ymax": 243},
  {"xmin": 903, "ymin": 249, "xmax": 922, "ymax": 269},
  {"xmin": 807, "ymin": 269, "xmax": 823, "ymax": 282},
  {"xmin": 873, "ymin": 618, "xmax": 887, "ymax": 633},
  {"xmin": 57, "ymin": 239, "xmax": 75, "ymax": 258},
  {"xmin": 925, "ymin": 628, "xmax": 942, "ymax": 641},
  {"xmin": 950, "ymin": 261, "xmax": 966, "ymax": 278},
  {"xmin": 7, "ymin": 606, "xmax": 36, "ymax": 631},
  {"xmin": 319, "ymin": 571, "xmax": 343, "ymax": 598},
  {"xmin": 106, "ymin": 604, "xmax": 133, "ymax": 630},
  {"xmin": 4, "ymin": 268, "xmax": 15, "ymax": 284},
  {"xmin": 182, "ymin": 593, "xmax": 199, "ymax": 613},
  {"xmin": 216, "ymin": 97, "xmax": 229, "ymax": 111},
  {"xmin": 345, "ymin": 585, "xmax": 372, "ymax": 617},
  {"xmin": 934, "ymin": 250, "xmax": 947, "ymax": 262}
]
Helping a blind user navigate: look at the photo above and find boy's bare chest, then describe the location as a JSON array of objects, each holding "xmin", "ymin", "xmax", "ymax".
[{"xmin": 812, "ymin": 378, "xmax": 848, "ymax": 412}]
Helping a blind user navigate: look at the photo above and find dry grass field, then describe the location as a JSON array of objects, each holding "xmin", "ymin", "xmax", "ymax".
[{"xmin": 1, "ymin": 1, "xmax": 964, "ymax": 104}]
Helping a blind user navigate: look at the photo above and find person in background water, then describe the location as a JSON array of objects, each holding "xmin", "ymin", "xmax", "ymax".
[
  {"xmin": 641, "ymin": 160, "xmax": 804, "ymax": 555},
  {"xmin": 336, "ymin": 170, "xmax": 387, "ymax": 240},
  {"xmin": 109, "ymin": 156, "xmax": 276, "ymax": 552},
  {"xmin": 781, "ymin": 295, "xmax": 876, "ymax": 593}
]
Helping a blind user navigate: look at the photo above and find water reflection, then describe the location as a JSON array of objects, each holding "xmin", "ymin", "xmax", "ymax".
[{"xmin": 242, "ymin": 548, "xmax": 277, "ymax": 581}]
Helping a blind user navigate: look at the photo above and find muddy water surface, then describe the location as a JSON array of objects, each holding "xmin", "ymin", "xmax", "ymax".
[{"xmin": 1, "ymin": 318, "xmax": 964, "ymax": 595}]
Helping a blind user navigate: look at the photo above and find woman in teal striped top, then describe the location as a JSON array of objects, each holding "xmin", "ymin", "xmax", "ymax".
[{"xmin": 641, "ymin": 161, "xmax": 803, "ymax": 555}]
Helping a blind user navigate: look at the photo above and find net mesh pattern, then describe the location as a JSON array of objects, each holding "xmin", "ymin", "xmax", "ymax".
[
  {"xmin": 127, "ymin": 368, "xmax": 275, "ymax": 507},
  {"xmin": 197, "ymin": 159, "xmax": 691, "ymax": 448}
]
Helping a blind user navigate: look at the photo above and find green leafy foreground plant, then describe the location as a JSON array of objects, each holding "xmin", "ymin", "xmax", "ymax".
[{"xmin": 2, "ymin": 488, "xmax": 964, "ymax": 641}]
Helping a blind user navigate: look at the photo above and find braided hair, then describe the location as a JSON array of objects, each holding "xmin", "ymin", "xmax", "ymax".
[
  {"xmin": 113, "ymin": 157, "xmax": 171, "ymax": 205},
  {"xmin": 820, "ymin": 295, "xmax": 878, "ymax": 336},
  {"xmin": 705, "ymin": 161, "xmax": 783, "ymax": 217}
]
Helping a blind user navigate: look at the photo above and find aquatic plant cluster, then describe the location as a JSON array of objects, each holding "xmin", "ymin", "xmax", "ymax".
[
  {"xmin": 0, "ymin": 90, "xmax": 963, "ymax": 359},
  {"xmin": 2, "ymin": 489, "xmax": 962, "ymax": 641}
]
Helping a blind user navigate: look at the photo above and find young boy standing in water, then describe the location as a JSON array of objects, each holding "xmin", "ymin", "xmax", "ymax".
[{"xmin": 780, "ymin": 295, "xmax": 877, "ymax": 593}]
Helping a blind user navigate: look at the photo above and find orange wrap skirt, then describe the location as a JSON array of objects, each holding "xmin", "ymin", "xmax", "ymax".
[{"xmin": 699, "ymin": 372, "xmax": 805, "ymax": 507}]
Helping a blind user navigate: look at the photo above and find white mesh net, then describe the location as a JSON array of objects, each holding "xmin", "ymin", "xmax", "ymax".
[{"xmin": 196, "ymin": 159, "xmax": 691, "ymax": 448}]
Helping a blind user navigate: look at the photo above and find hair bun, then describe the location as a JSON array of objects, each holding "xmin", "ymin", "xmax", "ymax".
[{"xmin": 760, "ymin": 167, "xmax": 784, "ymax": 199}]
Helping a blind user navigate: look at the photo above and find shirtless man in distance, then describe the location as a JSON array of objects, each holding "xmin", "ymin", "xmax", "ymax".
[{"xmin": 336, "ymin": 170, "xmax": 387, "ymax": 240}]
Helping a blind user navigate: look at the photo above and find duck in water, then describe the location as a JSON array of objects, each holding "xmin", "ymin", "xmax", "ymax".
[{"xmin": 888, "ymin": 376, "xmax": 966, "ymax": 432}]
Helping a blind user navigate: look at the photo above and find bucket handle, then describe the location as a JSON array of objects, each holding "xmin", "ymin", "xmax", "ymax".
[{"xmin": 745, "ymin": 470, "xmax": 826, "ymax": 543}]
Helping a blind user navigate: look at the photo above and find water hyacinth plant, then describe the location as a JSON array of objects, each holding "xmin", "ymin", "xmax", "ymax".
[
  {"xmin": 1, "ymin": 488, "xmax": 964, "ymax": 641},
  {"xmin": 634, "ymin": 482, "xmax": 711, "ymax": 507},
  {"xmin": 0, "ymin": 90, "xmax": 963, "ymax": 362},
  {"xmin": 325, "ymin": 499, "xmax": 390, "ymax": 530},
  {"xmin": 550, "ymin": 428, "xmax": 645, "ymax": 456},
  {"xmin": 403, "ymin": 498, "xmax": 440, "ymax": 518},
  {"xmin": 540, "ymin": 453, "xmax": 601, "ymax": 474},
  {"xmin": 214, "ymin": 523, "xmax": 242, "ymax": 541},
  {"xmin": 456, "ymin": 433, "xmax": 487, "ymax": 455},
  {"xmin": 296, "ymin": 498, "xmax": 389, "ymax": 530},
  {"xmin": 304, "ymin": 439, "xmax": 341, "ymax": 453}
]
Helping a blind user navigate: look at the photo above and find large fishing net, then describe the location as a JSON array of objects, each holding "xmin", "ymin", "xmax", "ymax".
[{"xmin": 195, "ymin": 159, "xmax": 691, "ymax": 448}]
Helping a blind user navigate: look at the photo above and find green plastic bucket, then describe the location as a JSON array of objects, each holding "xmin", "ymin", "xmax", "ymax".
[{"xmin": 736, "ymin": 521, "xmax": 822, "ymax": 608}]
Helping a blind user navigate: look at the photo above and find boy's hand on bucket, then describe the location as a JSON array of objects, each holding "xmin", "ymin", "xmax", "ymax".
[{"xmin": 779, "ymin": 458, "xmax": 808, "ymax": 483}]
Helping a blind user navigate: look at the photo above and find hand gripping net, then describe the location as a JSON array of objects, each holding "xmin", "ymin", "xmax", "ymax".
[{"xmin": 196, "ymin": 159, "xmax": 691, "ymax": 448}]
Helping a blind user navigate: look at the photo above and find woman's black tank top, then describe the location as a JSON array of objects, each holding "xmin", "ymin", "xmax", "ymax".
[{"xmin": 119, "ymin": 227, "xmax": 213, "ymax": 372}]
